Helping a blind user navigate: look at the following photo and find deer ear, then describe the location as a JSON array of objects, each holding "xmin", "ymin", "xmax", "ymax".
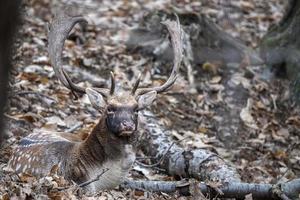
[
  {"xmin": 138, "ymin": 91, "xmax": 157, "ymax": 109},
  {"xmin": 86, "ymin": 88, "xmax": 106, "ymax": 110}
]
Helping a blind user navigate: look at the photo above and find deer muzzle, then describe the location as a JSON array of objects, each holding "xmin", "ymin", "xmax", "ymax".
[
  {"xmin": 118, "ymin": 121, "xmax": 136, "ymax": 136},
  {"xmin": 106, "ymin": 113, "xmax": 137, "ymax": 137}
]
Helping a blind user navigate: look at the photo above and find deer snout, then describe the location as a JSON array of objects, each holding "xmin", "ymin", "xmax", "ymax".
[
  {"xmin": 120, "ymin": 120, "xmax": 135, "ymax": 131},
  {"xmin": 119, "ymin": 120, "xmax": 136, "ymax": 136}
]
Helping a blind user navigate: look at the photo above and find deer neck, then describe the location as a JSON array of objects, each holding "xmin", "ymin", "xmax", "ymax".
[{"xmin": 79, "ymin": 115, "xmax": 133, "ymax": 164}]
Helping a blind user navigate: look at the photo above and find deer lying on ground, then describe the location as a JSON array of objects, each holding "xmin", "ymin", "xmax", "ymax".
[{"xmin": 7, "ymin": 14, "xmax": 183, "ymax": 193}]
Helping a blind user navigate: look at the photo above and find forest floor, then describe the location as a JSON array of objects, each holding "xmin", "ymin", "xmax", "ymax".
[{"xmin": 1, "ymin": 0, "xmax": 299, "ymax": 199}]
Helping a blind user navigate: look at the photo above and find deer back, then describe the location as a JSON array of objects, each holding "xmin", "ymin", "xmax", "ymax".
[{"xmin": 7, "ymin": 131, "xmax": 76, "ymax": 176}]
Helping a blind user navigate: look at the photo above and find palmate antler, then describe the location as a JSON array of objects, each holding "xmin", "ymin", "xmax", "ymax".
[
  {"xmin": 132, "ymin": 15, "xmax": 183, "ymax": 97},
  {"xmin": 48, "ymin": 14, "xmax": 113, "ymax": 97},
  {"xmin": 48, "ymin": 14, "xmax": 183, "ymax": 99}
]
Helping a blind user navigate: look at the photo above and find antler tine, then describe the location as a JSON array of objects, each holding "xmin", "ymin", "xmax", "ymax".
[
  {"xmin": 135, "ymin": 14, "xmax": 183, "ymax": 97},
  {"xmin": 110, "ymin": 71, "xmax": 115, "ymax": 95},
  {"xmin": 131, "ymin": 73, "xmax": 141, "ymax": 95},
  {"xmin": 48, "ymin": 14, "xmax": 110, "ymax": 97}
]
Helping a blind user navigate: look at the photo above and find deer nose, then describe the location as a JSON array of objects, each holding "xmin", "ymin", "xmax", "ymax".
[{"xmin": 120, "ymin": 121, "xmax": 135, "ymax": 131}]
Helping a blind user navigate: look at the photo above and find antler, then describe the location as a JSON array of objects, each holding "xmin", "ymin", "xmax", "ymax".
[
  {"xmin": 133, "ymin": 15, "xmax": 183, "ymax": 96},
  {"xmin": 48, "ymin": 14, "xmax": 112, "ymax": 97}
]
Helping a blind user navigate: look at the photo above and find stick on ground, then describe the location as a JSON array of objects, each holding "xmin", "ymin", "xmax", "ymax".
[{"xmin": 122, "ymin": 178, "xmax": 300, "ymax": 199}]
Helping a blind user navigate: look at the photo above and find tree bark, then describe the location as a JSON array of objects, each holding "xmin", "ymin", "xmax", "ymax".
[{"xmin": 0, "ymin": 0, "xmax": 21, "ymax": 145}]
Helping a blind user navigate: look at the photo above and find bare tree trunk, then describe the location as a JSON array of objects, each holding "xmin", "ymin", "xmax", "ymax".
[
  {"xmin": 260, "ymin": 0, "xmax": 300, "ymax": 104},
  {"xmin": 0, "ymin": 0, "xmax": 21, "ymax": 145}
]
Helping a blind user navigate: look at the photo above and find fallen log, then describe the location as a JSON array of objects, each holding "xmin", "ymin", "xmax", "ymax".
[
  {"xmin": 123, "ymin": 178, "xmax": 300, "ymax": 199},
  {"xmin": 138, "ymin": 110, "xmax": 241, "ymax": 183}
]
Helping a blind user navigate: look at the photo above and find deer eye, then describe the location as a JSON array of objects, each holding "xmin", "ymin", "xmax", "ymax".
[
  {"xmin": 107, "ymin": 107, "xmax": 115, "ymax": 115},
  {"xmin": 134, "ymin": 107, "xmax": 139, "ymax": 115}
]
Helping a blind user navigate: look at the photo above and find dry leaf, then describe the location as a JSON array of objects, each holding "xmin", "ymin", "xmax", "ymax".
[{"xmin": 240, "ymin": 98, "xmax": 258, "ymax": 129}]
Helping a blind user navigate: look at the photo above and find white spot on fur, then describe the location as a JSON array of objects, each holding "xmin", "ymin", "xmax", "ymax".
[
  {"xmin": 15, "ymin": 164, "xmax": 21, "ymax": 171},
  {"xmin": 23, "ymin": 164, "xmax": 27, "ymax": 172}
]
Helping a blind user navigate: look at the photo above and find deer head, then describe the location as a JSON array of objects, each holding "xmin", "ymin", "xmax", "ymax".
[{"xmin": 48, "ymin": 14, "xmax": 183, "ymax": 138}]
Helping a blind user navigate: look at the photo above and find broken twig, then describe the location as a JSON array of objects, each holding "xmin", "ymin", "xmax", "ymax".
[{"xmin": 78, "ymin": 168, "xmax": 109, "ymax": 188}]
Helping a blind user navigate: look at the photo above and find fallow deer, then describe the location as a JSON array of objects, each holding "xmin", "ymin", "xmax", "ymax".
[{"xmin": 7, "ymin": 14, "xmax": 183, "ymax": 193}]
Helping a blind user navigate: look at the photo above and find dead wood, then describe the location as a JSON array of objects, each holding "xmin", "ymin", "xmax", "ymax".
[
  {"xmin": 138, "ymin": 110, "xmax": 241, "ymax": 183},
  {"xmin": 122, "ymin": 178, "xmax": 300, "ymax": 199}
]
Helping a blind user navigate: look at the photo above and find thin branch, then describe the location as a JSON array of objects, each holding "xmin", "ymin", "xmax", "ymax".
[
  {"xmin": 78, "ymin": 168, "xmax": 109, "ymax": 188},
  {"xmin": 65, "ymin": 122, "xmax": 83, "ymax": 133},
  {"xmin": 122, "ymin": 178, "xmax": 300, "ymax": 199},
  {"xmin": 56, "ymin": 168, "xmax": 109, "ymax": 191}
]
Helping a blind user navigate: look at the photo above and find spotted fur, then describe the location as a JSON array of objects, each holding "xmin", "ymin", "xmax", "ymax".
[{"xmin": 7, "ymin": 115, "xmax": 137, "ymax": 193}]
